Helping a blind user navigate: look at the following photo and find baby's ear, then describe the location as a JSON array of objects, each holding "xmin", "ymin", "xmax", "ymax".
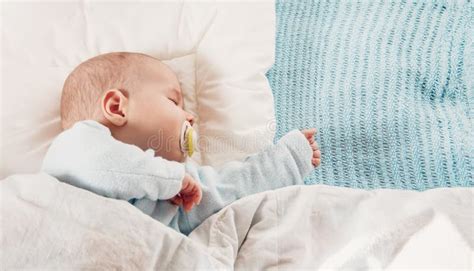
[{"xmin": 101, "ymin": 89, "xmax": 128, "ymax": 127}]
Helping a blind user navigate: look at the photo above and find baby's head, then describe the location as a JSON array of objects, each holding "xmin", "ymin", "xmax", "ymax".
[{"xmin": 61, "ymin": 52, "xmax": 194, "ymax": 162}]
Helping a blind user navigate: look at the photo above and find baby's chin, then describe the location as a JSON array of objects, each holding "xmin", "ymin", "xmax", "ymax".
[
  {"xmin": 155, "ymin": 149, "xmax": 186, "ymax": 162},
  {"xmin": 174, "ymin": 152, "xmax": 187, "ymax": 163}
]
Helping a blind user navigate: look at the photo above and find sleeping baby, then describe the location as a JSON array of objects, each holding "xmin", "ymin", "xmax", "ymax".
[{"xmin": 41, "ymin": 52, "xmax": 321, "ymax": 235}]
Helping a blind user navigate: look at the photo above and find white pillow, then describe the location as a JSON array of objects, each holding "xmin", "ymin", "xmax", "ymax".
[{"xmin": 0, "ymin": 1, "xmax": 276, "ymax": 179}]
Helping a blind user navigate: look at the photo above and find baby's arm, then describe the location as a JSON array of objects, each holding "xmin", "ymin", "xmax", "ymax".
[
  {"xmin": 41, "ymin": 121, "xmax": 185, "ymax": 202},
  {"xmin": 178, "ymin": 129, "xmax": 315, "ymax": 234}
]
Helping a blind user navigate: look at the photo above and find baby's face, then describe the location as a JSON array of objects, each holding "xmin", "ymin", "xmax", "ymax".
[{"xmin": 122, "ymin": 62, "xmax": 194, "ymax": 162}]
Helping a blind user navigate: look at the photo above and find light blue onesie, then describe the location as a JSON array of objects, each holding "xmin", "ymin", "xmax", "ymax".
[{"xmin": 41, "ymin": 120, "xmax": 314, "ymax": 235}]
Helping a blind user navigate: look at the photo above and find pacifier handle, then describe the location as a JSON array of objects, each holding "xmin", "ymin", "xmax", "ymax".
[{"xmin": 180, "ymin": 121, "xmax": 198, "ymax": 157}]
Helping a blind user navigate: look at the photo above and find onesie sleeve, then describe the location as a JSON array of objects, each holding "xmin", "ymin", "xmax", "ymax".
[
  {"xmin": 41, "ymin": 120, "xmax": 184, "ymax": 201},
  {"xmin": 178, "ymin": 129, "xmax": 314, "ymax": 234}
]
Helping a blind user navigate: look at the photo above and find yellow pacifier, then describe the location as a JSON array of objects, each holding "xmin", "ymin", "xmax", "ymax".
[{"xmin": 180, "ymin": 121, "xmax": 198, "ymax": 157}]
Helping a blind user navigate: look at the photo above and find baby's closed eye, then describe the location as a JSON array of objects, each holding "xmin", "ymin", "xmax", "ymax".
[{"xmin": 169, "ymin": 98, "xmax": 178, "ymax": 105}]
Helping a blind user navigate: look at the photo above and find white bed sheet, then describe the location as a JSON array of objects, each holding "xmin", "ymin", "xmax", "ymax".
[{"xmin": 1, "ymin": 173, "xmax": 472, "ymax": 270}]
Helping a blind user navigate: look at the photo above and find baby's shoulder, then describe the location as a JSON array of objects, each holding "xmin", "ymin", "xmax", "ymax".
[{"xmin": 48, "ymin": 120, "xmax": 112, "ymax": 157}]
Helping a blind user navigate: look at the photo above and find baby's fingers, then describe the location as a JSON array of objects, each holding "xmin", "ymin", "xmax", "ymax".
[
  {"xmin": 301, "ymin": 128, "xmax": 317, "ymax": 139},
  {"xmin": 183, "ymin": 200, "xmax": 194, "ymax": 212},
  {"xmin": 169, "ymin": 196, "xmax": 183, "ymax": 206},
  {"xmin": 193, "ymin": 185, "xmax": 202, "ymax": 205},
  {"xmin": 312, "ymin": 158, "xmax": 321, "ymax": 167},
  {"xmin": 181, "ymin": 191, "xmax": 202, "ymax": 212}
]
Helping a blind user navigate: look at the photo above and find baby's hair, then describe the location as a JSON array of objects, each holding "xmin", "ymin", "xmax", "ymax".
[{"xmin": 60, "ymin": 52, "xmax": 158, "ymax": 130}]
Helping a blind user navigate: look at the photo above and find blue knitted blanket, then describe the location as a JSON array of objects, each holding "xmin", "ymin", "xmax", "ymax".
[{"xmin": 266, "ymin": 0, "xmax": 473, "ymax": 190}]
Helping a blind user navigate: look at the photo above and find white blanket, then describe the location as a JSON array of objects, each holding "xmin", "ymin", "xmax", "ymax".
[{"xmin": 1, "ymin": 173, "xmax": 472, "ymax": 270}]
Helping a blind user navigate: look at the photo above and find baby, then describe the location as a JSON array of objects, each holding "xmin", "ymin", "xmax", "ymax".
[{"xmin": 42, "ymin": 52, "xmax": 321, "ymax": 235}]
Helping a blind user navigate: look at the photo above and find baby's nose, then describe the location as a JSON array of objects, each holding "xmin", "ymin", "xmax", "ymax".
[{"xmin": 186, "ymin": 113, "xmax": 195, "ymax": 126}]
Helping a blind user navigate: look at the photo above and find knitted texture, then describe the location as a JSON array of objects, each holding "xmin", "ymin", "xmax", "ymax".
[{"xmin": 266, "ymin": 0, "xmax": 473, "ymax": 190}]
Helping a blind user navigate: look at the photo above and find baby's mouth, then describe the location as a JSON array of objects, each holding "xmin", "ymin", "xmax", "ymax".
[{"xmin": 179, "ymin": 121, "xmax": 198, "ymax": 157}]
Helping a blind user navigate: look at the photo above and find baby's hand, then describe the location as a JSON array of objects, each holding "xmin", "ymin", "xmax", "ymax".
[
  {"xmin": 301, "ymin": 128, "xmax": 321, "ymax": 167},
  {"xmin": 169, "ymin": 174, "xmax": 202, "ymax": 212}
]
